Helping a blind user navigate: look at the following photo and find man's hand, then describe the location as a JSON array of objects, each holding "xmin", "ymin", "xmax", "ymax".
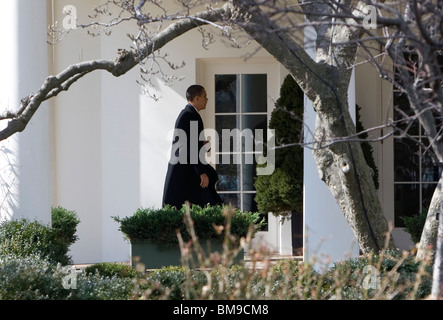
[{"xmin": 200, "ymin": 173, "xmax": 209, "ymax": 188}]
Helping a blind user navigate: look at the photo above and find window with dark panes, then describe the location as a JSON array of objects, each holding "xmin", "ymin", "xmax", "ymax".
[
  {"xmin": 214, "ymin": 74, "xmax": 268, "ymax": 212},
  {"xmin": 393, "ymin": 52, "xmax": 443, "ymax": 227}
]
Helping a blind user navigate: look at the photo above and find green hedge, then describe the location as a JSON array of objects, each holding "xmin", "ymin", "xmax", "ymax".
[
  {"xmin": 0, "ymin": 204, "xmax": 134, "ymax": 300},
  {"xmin": 0, "ymin": 207, "xmax": 80, "ymax": 265},
  {"xmin": 112, "ymin": 205, "xmax": 264, "ymax": 245},
  {"xmin": 0, "ymin": 255, "xmax": 134, "ymax": 300},
  {"xmin": 84, "ymin": 262, "xmax": 139, "ymax": 279},
  {"xmin": 51, "ymin": 206, "xmax": 80, "ymax": 263}
]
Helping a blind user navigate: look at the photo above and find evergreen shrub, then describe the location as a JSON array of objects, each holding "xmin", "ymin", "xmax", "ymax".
[
  {"xmin": 0, "ymin": 218, "xmax": 64, "ymax": 264},
  {"xmin": 84, "ymin": 262, "xmax": 139, "ymax": 279},
  {"xmin": 0, "ymin": 207, "xmax": 80, "ymax": 265},
  {"xmin": 51, "ymin": 206, "xmax": 80, "ymax": 265},
  {"xmin": 356, "ymin": 104, "xmax": 379, "ymax": 189},
  {"xmin": 254, "ymin": 74, "xmax": 304, "ymax": 217},
  {"xmin": 112, "ymin": 204, "xmax": 264, "ymax": 245},
  {"xmin": 401, "ymin": 208, "xmax": 428, "ymax": 243}
]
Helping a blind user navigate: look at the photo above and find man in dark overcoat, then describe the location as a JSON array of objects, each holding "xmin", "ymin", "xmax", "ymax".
[{"xmin": 162, "ymin": 85, "xmax": 222, "ymax": 209}]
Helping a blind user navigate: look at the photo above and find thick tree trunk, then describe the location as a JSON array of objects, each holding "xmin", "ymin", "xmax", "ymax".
[
  {"xmin": 311, "ymin": 89, "xmax": 396, "ymax": 254},
  {"xmin": 431, "ymin": 203, "xmax": 443, "ymax": 298},
  {"xmin": 417, "ymin": 177, "xmax": 442, "ymax": 260},
  {"xmin": 239, "ymin": 1, "xmax": 396, "ymax": 254}
]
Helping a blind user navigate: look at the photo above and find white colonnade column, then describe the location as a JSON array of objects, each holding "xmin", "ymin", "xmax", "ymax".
[
  {"xmin": 303, "ymin": 23, "xmax": 359, "ymax": 265},
  {"xmin": 0, "ymin": 0, "xmax": 51, "ymax": 224}
]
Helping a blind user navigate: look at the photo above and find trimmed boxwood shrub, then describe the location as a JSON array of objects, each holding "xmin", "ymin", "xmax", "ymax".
[
  {"xmin": 0, "ymin": 206, "xmax": 80, "ymax": 265},
  {"xmin": 0, "ymin": 218, "xmax": 60, "ymax": 263},
  {"xmin": 112, "ymin": 204, "xmax": 264, "ymax": 245},
  {"xmin": 84, "ymin": 262, "xmax": 139, "ymax": 279},
  {"xmin": 51, "ymin": 206, "xmax": 80, "ymax": 265}
]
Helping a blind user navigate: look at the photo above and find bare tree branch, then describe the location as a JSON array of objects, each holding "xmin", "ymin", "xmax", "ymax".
[{"xmin": 0, "ymin": 3, "xmax": 232, "ymax": 142}]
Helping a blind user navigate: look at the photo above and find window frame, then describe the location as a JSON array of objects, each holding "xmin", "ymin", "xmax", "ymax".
[{"xmin": 196, "ymin": 58, "xmax": 279, "ymax": 212}]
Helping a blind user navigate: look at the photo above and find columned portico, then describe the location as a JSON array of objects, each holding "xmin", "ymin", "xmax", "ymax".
[{"xmin": 0, "ymin": 2, "xmax": 388, "ymax": 265}]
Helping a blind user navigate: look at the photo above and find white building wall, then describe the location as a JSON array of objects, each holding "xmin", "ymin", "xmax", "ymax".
[
  {"xmin": 355, "ymin": 50, "xmax": 413, "ymax": 251},
  {"xmin": 100, "ymin": 22, "xmax": 143, "ymax": 263},
  {"xmin": 52, "ymin": 0, "xmax": 104, "ymax": 263},
  {"xmin": 303, "ymin": 25, "xmax": 359, "ymax": 265},
  {"xmin": 0, "ymin": 0, "xmax": 51, "ymax": 225},
  {"xmin": 303, "ymin": 80, "xmax": 360, "ymax": 264}
]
